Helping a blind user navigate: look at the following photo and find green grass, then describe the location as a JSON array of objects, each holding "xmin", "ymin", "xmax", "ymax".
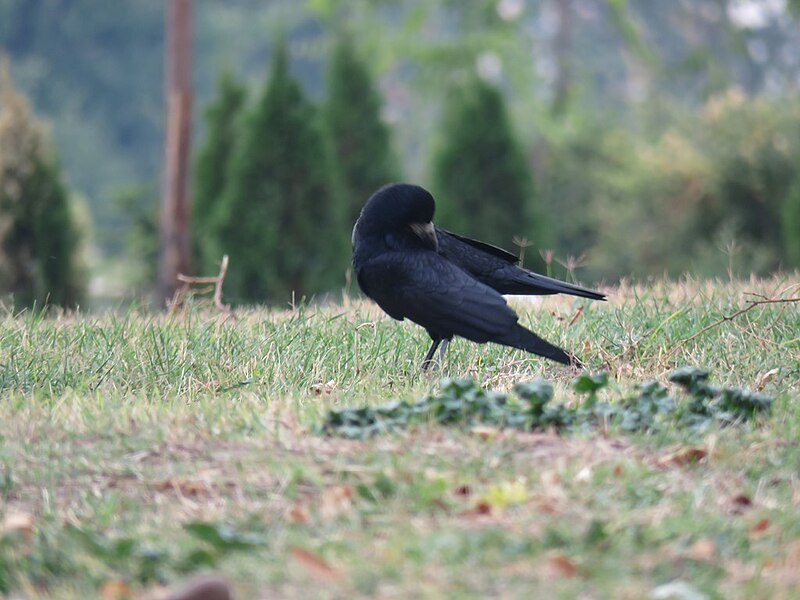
[{"xmin": 1, "ymin": 276, "xmax": 798, "ymax": 598}]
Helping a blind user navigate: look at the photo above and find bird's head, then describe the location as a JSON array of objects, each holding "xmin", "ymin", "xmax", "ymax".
[{"xmin": 352, "ymin": 183, "xmax": 438, "ymax": 251}]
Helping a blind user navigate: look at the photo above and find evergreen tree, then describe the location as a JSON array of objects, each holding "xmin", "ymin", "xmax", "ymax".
[
  {"xmin": 216, "ymin": 41, "xmax": 340, "ymax": 304},
  {"xmin": 324, "ymin": 36, "xmax": 400, "ymax": 229},
  {"xmin": 781, "ymin": 178, "xmax": 800, "ymax": 267},
  {"xmin": 431, "ymin": 76, "xmax": 545, "ymax": 259},
  {"xmin": 193, "ymin": 69, "xmax": 246, "ymax": 274},
  {"xmin": 0, "ymin": 62, "xmax": 84, "ymax": 307}
]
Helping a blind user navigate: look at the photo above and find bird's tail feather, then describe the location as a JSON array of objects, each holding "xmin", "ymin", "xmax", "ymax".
[
  {"xmin": 503, "ymin": 324, "xmax": 579, "ymax": 366},
  {"xmin": 508, "ymin": 271, "xmax": 606, "ymax": 301}
]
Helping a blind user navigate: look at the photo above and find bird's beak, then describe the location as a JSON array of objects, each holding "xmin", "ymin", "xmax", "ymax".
[{"xmin": 409, "ymin": 221, "xmax": 438, "ymax": 251}]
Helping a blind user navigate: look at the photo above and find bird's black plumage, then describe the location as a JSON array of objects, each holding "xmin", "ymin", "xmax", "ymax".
[
  {"xmin": 352, "ymin": 183, "xmax": 605, "ymax": 368},
  {"xmin": 436, "ymin": 228, "xmax": 606, "ymax": 300}
]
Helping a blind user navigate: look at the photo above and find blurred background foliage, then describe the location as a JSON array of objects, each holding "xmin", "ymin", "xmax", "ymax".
[{"xmin": 0, "ymin": 0, "xmax": 799, "ymax": 306}]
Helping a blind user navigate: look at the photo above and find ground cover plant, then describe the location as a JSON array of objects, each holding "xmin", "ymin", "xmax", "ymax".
[
  {"xmin": 318, "ymin": 369, "xmax": 773, "ymax": 439},
  {"xmin": 0, "ymin": 276, "xmax": 798, "ymax": 598}
]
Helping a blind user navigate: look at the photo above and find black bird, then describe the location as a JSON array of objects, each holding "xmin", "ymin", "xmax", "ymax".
[{"xmin": 351, "ymin": 183, "xmax": 605, "ymax": 369}]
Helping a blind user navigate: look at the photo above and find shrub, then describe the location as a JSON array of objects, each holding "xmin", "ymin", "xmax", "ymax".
[
  {"xmin": 0, "ymin": 61, "xmax": 85, "ymax": 307},
  {"xmin": 193, "ymin": 69, "xmax": 247, "ymax": 275},
  {"xmin": 781, "ymin": 177, "xmax": 800, "ymax": 267},
  {"xmin": 215, "ymin": 41, "xmax": 342, "ymax": 304},
  {"xmin": 324, "ymin": 35, "xmax": 400, "ymax": 230},
  {"xmin": 583, "ymin": 92, "xmax": 800, "ymax": 279},
  {"xmin": 431, "ymin": 76, "xmax": 545, "ymax": 261}
]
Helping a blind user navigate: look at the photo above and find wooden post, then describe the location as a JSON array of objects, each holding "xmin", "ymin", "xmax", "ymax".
[{"xmin": 157, "ymin": 0, "xmax": 192, "ymax": 307}]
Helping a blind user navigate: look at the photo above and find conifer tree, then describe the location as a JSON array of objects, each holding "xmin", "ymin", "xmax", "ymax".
[
  {"xmin": 217, "ymin": 41, "xmax": 340, "ymax": 303},
  {"xmin": 431, "ymin": 76, "xmax": 546, "ymax": 258},
  {"xmin": 193, "ymin": 69, "xmax": 246, "ymax": 274},
  {"xmin": 781, "ymin": 178, "xmax": 800, "ymax": 267},
  {"xmin": 324, "ymin": 36, "xmax": 400, "ymax": 229},
  {"xmin": 0, "ymin": 62, "xmax": 84, "ymax": 307}
]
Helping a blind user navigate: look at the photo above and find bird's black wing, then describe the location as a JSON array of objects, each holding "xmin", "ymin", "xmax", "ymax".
[
  {"xmin": 436, "ymin": 226, "xmax": 519, "ymax": 263},
  {"xmin": 357, "ymin": 249, "xmax": 518, "ymax": 342},
  {"xmin": 356, "ymin": 250, "xmax": 573, "ymax": 365},
  {"xmin": 436, "ymin": 226, "xmax": 606, "ymax": 301}
]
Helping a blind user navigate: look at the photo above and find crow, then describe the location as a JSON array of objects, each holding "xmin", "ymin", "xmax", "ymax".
[{"xmin": 351, "ymin": 183, "xmax": 605, "ymax": 369}]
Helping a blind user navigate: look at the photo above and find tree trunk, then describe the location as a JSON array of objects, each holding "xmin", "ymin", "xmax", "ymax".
[{"xmin": 157, "ymin": 0, "xmax": 192, "ymax": 306}]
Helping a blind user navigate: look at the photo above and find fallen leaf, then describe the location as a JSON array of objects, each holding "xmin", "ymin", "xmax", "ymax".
[
  {"xmin": 152, "ymin": 478, "xmax": 211, "ymax": 497},
  {"xmin": 730, "ymin": 494, "xmax": 753, "ymax": 513},
  {"xmin": 613, "ymin": 464, "xmax": 624, "ymax": 476},
  {"xmin": 575, "ymin": 465, "xmax": 592, "ymax": 483},
  {"xmin": 288, "ymin": 503, "xmax": 310, "ymax": 524},
  {"xmin": 310, "ymin": 380, "xmax": 336, "ymax": 395},
  {"xmin": 319, "ymin": 485, "xmax": 355, "ymax": 520},
  {"xmin": 2, "ymin": 511, "xmax": 34, "ymax": 542},
  {"xmin": 568, "ymin": 305, "xmax": 584, "ymax": 327},
  {"xmin": 471, "ymin": 425, "xmax": 500, "ymax": 440},
  {"xmin": 483, "ymin": 479, "xmax": 528, "ymax": 510},
  {"xmin": 754, "ymin": 368, "xmax": 779, "ymax": 391},
  {"xmin": 100, "ymin": 580, "xmax": 132, "ymax": 599},
  {"xmin": 657, "ymin": 446, "xmax": 708, "ymax": 468},
  {"xmin": 473, "ymin": 500, "xmax": 492, "ymax": 515},
  {"xmin": 290, "ymin": 547, "xmax": 343, "ymax": 583},
  {"xmin": 547, "ymin": 552, "xmax": 579, "ymax": 577},
  {"xmin": 749, "ymin": 518, "xmax": 769, "ymax": 535},
  {"xmin": 686, "ymin": 538, "xmax": 716, "ymax": 561},
  {"xmin": 458, "ymin": 499, "xmax": 493, "ymax": 518},
  {"xmin": 453, "ymin": 484, "xmax": 472, "ymax": 497}
]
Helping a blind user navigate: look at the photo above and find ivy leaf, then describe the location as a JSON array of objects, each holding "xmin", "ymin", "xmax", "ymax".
[
  {"xmin": 514, "ymin": 379, "xmax": 554, "ymax": 417},
  {"xmin": 572, "ymin": 372, "xmax": 609, "ymax": 407},
  {"xmin": 572, "ymin": 372, "xmax": 609, "ymax": 394},
  {"xmin": 668, "ymin": 366, "xmax": 716, "ymax": 398},
  {"xmin": 183, "ymin": 521, "xmax": 265, "ymax": 553}
]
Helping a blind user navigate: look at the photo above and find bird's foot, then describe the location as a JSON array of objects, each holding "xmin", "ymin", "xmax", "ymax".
[
  {"xmin": 419, "ymin": 357, "xmax": 443, "ymax": 372},
  {"xmin": 419, "ymin": 358, "xmax": 436, "ymax": 372}
]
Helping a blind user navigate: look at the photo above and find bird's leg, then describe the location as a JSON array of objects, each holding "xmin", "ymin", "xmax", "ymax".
[
  {"xmin": 438, "ymin": 339, "xmax": 450, "ymax": 370},
  {"xmin": 419, "ymin": 338, "xmax": 442, "ymax": 371}
]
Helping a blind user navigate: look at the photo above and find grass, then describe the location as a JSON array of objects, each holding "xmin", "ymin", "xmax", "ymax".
[{"xmin": 0, "ymin": 275, "xmax": 798, "ymax": 598}]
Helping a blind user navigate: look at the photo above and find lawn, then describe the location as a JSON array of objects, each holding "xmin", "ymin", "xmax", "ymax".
[{"xmin": 1, "ymin": 276, "xmax": 798, "ymax": 599}]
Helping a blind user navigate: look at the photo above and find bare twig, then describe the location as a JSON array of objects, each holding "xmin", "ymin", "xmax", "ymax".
[
  {"xmin": 173, "ymin": 254, "xmax": 234, "ymax": 317},
  {"xmin": 611, "ymin": 306, "xmax": 688, "ymax": 362},
  {"xmin": 567, "ymin": 305, "xmax": 584, "ymax": 327},
  {"xmin": 353, "ymin": 322, "xmax": 376, "ymax": 375},
  {"xmin": 663, "ymin": 296, "xmax": 799, "ymax": 361},
  {"xmin": 213, "ymin": 255, "xmax": 231, "ymax": 314}
]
